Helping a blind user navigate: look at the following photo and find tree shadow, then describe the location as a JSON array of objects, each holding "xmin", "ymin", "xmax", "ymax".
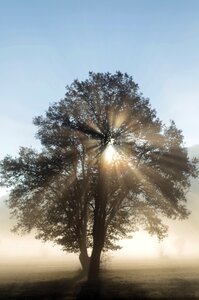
[
  {"xmin": 0, "ymin": 277, "xmax": 74, "ymax": 300},
  {"xmin": 1, "ymin": 271, "xmax": 199, "ymax": 300},
  {"xmin": 76, "ymin": 279, "xmax": 148, "ymax": 300},
  {"xmin": 75, "ymin": 277, "xmax": 199, "ymax": 300}
]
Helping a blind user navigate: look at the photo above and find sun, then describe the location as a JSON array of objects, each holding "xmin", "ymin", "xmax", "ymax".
[{"xmin": 103, "ymin": 138, "xmax": 120, "ymax": 164}]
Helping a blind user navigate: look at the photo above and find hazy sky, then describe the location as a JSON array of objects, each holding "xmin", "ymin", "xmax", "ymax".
[{"xmin": 0, "ymin": 0, "xmax": 199, "ymax": 265}]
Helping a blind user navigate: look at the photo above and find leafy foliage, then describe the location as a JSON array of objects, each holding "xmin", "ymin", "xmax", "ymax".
[{"xmin": 0, "ymin": 72, "xmax": 198, "ymax": 271}]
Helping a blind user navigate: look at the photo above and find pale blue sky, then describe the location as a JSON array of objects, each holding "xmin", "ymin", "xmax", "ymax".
[{"xmin": 0, "ymin": 0, "xmax": 199, "ymax": 159}]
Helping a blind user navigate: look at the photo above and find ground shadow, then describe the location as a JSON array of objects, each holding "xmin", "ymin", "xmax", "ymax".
[
  {"xmin": 0, "ymin": 277, "xmax": 74, "ymax": 300},
  {"xmin": 0, "ymin": 270, "xmax": 199, "ymax": 299},
  {"xmin": 75, "ymin": 277, "xmax": 199, "ymax": 300},
  {"xmin": 76, "ymin": 279, "xmax": 148, "ymax": 300}
]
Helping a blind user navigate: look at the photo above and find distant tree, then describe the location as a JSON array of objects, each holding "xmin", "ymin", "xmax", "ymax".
[{"xmin": 0, "ymin": 72, "xmax": 198, "ymax": 281}]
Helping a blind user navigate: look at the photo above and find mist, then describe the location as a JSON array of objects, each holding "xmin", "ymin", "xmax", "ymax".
[
  {"xmin": 0, "ymin": 146, "xmax": 198, "ymax": 272},
  {"xmin": 0, "ymin": 146, "xmax": 198, "ymax": 300}
]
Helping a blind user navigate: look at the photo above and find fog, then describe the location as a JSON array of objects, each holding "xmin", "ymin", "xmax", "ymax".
[{"xmin": 0, "ymin": 146, "xmax": 198, "ymax": 271}]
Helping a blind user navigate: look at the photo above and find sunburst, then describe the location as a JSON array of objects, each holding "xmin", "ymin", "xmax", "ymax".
[{"xmin": 103, "ymin": 138, "xmax": 120, "ymax": 164}]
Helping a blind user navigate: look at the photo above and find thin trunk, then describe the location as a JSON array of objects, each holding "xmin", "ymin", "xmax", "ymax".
[
  {"xmin": 78, "ymin": 221, "xmax": 90, "ymax": 275},
  {"xmin": 79, "ymin": 250, "xmax": 90, "ymax": 275},
  {"xmin": 79, "ymin": 168, "xmax": 90, "ymax": 276},
  {"xmin": 88, "ymin": 242, "xmax": 102, "ymax": 281},
  {"xmin": 83, "ymin": 155, "xmax": 108, "ymax": 282},
  {"xmin": 88, "ymin": 168, "xmax": 106, "ymax": 281}
]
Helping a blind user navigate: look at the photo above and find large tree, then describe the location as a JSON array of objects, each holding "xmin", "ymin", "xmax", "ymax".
[{"xmin": 0, "ymin": 72, "xmax": 198, "ymax": 281}]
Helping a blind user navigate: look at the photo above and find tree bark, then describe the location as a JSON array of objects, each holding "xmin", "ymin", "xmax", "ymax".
[
  {"xmin": 88, "ymin": 204, "xmax": 105, "ymax": 282},
  {"xmin": 88, "ymin": 243, "xmax": 102, "ymax": 281},
  {"xmin": 88, "ymin": 167, "xmax": 107, "ymax": 281},
  {"xmin": 79, "ymin": 250, "xmax": 90, "ymax": 275},
  {"xmin": 78, "ymin": 169, "xmax": 90, "ymax": 276}
]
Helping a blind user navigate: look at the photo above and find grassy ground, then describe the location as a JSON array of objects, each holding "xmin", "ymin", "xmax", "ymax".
[
  {"xmin": 0, "ymin": 265, "xmax": 77, "ymax": 300},
  {"xmin": 0, "ymin": 263, "xmax": 199, "ymax": 299}
]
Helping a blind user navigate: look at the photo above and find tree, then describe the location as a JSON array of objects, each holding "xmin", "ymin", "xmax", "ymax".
[{"xmin": 0, "ymin": 72, "xmax": 198, "ymax": 281}]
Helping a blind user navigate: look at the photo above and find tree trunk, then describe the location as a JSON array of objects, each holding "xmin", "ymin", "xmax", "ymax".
[
  {"xmin": 88, "ymin": 244, "xmax": 102, "ymax": 281},
  {"xmin": 87, "ymin": 161, "xmax": 107, "ymax": 282},
  {"xmin": 88, "ymin": 200, "xmax": 106, "ymax": 281},
  {"xmin": 79, "ymin": 250, "xmax": 90, "ymax": 275},
  {"xmin": 88, "ymin": 203, "xmax": 105, "ymax": 281}
]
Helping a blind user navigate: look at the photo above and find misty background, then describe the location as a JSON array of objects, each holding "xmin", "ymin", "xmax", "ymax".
[
  {"xmin": 0, "ymin": 145, "xmax": 198, "ymax": 267},
  {"xmin": 0, "ymin": 0, "xmax": 199, "ymax": 269}
]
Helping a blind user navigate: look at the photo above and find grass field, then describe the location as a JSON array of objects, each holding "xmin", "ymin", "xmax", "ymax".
[{"xmin": 0, "ymin": 262, "xmax": 199, "ymax": 299}]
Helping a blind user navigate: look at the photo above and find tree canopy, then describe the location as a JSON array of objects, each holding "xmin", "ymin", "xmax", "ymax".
[{"xmin": 0, "ymin": 72, "xmax": 198, "ymax": 279}]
